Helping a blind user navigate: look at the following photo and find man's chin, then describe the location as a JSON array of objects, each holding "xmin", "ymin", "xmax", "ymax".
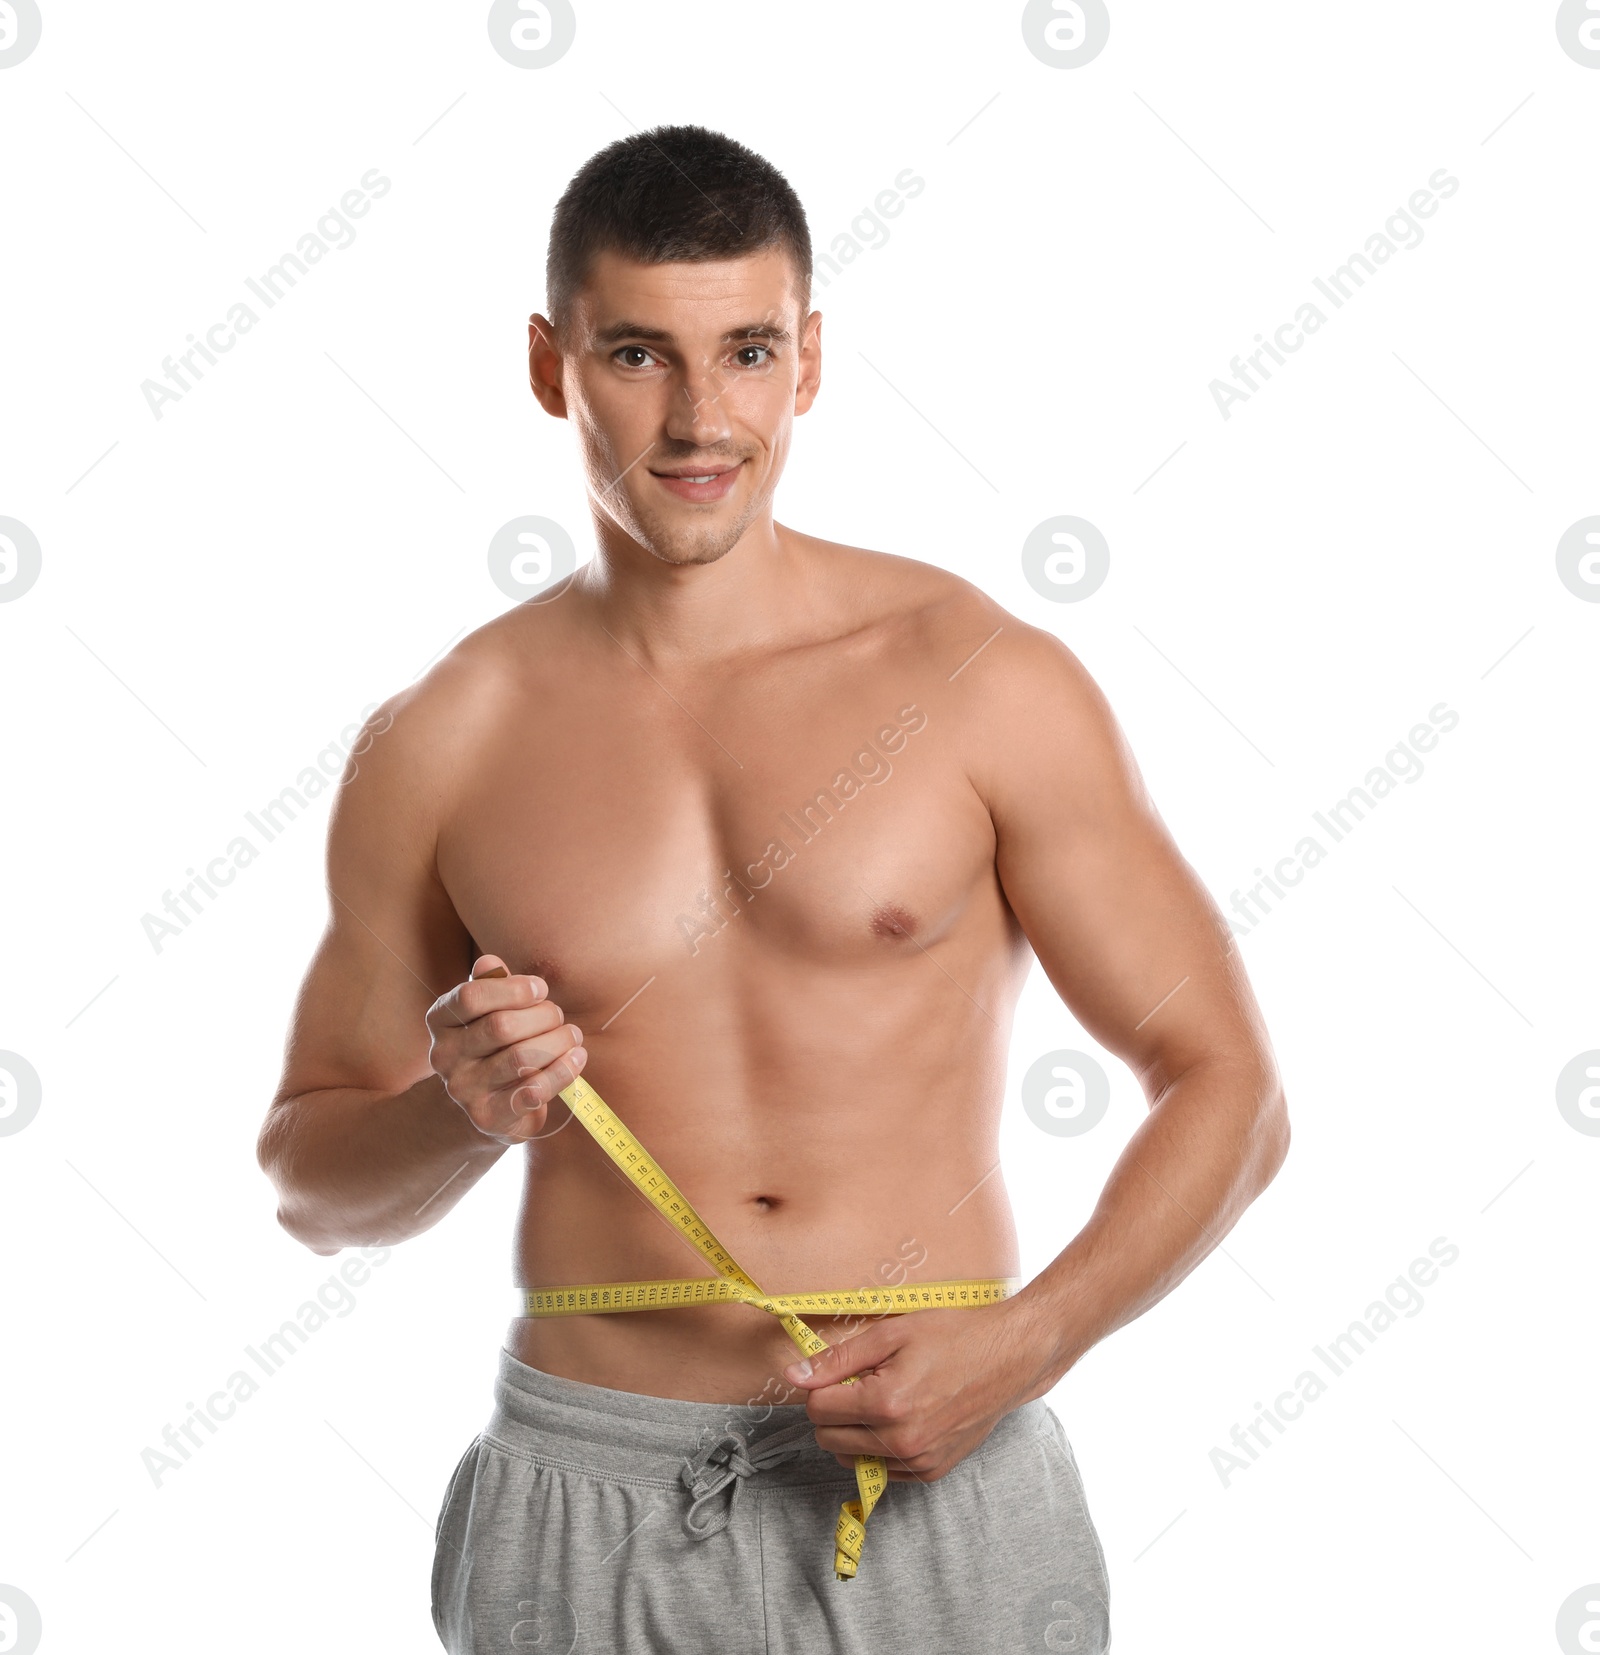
[
  {"xmin": 635, "ymin": 514, "xmax": 751, "ymax": 568},
  {"xmin": 651, "ymin": 541, "xmax": 736, "ymax": 568}
]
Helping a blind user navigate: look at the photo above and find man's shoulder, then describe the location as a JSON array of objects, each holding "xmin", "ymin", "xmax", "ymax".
[
  {"xmin": 354, "ymin": 599, "xmax": 563, "ymax": 793},
  {"xmin": 396, "ymin": 583, "xmax": 579, "ymax": 709},
  {"xmin": 806, "ymin": 535, "xmax": 1092, "ymax": 694}
]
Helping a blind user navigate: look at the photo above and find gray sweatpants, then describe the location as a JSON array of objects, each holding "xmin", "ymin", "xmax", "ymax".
[{"xmin": 432, "ymin": 1347, "xmax": 1110, "ymax": 1653}]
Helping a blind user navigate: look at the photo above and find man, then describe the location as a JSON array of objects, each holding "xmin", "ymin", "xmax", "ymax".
[{"xmin": 257, "ymin": 125, "xmax": 1288, "ymax": 1653}]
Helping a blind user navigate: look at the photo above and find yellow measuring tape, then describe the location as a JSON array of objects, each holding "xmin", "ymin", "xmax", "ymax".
[{"xmin": 519, "ymin": 1071, "xmax": 1019, "ymax": 1580}]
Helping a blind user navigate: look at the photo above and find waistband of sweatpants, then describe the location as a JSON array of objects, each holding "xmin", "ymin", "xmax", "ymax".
[{"xmin": 485, "ymin": 1345, "xmax": 1053, "ymax": 1491}]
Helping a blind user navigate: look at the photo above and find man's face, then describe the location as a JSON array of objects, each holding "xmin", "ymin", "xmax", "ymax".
[{"xmin": 530, "ymin": 247, "xmax": 821, "ymax": 567}]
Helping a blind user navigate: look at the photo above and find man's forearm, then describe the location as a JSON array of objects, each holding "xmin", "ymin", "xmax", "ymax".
[
  {"xmin": 258, "ymin": 1074, "xmax": 508, "ymax": 1254},
  {"xmin": 1012, "ymin": 1056, "xmax": 1289, "ymax": 1396}
]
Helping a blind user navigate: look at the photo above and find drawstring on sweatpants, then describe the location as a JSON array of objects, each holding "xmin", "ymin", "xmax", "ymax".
[{"xmin": 678, "ymin": 1419, "xmax": 819, "ymax": 1540}]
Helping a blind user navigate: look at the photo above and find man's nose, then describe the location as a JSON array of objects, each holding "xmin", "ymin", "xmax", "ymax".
[{"xmin": 664, "ymin": 360, "xmax": 734, "ymax": 448}]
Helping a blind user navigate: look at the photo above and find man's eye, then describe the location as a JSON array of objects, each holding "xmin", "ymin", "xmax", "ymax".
[
  {"xmin": 616, "ymin": 346, "xmax": 654, "ymax": 368},
  {"xmin": 734, "ymin": 345, "xmax": 772, "ymax": 368}
]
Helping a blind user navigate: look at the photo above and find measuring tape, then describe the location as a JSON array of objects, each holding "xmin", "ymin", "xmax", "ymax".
[{"xmin": 517, "ymin": 1070, "xmax": 1018, "ymax": 1580}]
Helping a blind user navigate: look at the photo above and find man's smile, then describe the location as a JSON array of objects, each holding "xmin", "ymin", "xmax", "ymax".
[{"xmin": 648, "ymin": 460, "xmax": 744, "ymax": 502}]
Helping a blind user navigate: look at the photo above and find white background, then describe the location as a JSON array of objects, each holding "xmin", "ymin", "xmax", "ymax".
[{"xmin": 1, "ymin": 3, "xmax": 1596, "ymax": 1651}]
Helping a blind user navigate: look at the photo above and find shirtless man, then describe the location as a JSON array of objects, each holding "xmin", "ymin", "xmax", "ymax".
[{"xmin": 257, "ymin": 125, "xmax": 1288, "ymax": 1654}]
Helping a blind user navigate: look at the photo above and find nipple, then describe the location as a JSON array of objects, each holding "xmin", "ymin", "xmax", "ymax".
[{"xmin": 870, "ymin": 903, "xmax": 918, "ymax": 940}]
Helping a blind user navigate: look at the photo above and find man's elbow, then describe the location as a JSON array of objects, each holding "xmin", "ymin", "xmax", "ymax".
[
  {"xmin": 256, "ymin": 1109, "xmax": 303, "ymax": 1223},
  {"xmin": 1253, "ymin": 1079, "xmax": 1291, "ymax": 1190},
  {"xmin": 256, "ymin": 1099, "xmax": 355, "ymax": 1256},
  {"xmin": 272, "ymin": 1200, "xmax": 349, "ymax": 1257},
  {"xmin": 256, "ymin": 1089, "xmax": 304, "ymax": 1179}
]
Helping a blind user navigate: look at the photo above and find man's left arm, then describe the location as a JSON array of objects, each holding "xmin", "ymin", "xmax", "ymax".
[{"xmin": 787, "ymin": 621, "xmax": 1290, "ymax": 1477}]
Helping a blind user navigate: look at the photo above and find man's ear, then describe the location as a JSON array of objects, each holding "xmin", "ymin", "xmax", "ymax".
[
  {"xmin": 528, "ymin": 314, "xmax": 569, "ymax": 419},
  {"xmin": 794, "ymin": 308, "xmax": 823, "ymax": 416}
]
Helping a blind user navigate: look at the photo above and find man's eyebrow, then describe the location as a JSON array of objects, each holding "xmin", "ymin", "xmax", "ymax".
[
  {"xmin": 592, "ymin": 320, "xmax": 794, "ymax": 347},
  {"xmin": 593, "ymin": 321, "xmax": 674, "ymax": 344}
]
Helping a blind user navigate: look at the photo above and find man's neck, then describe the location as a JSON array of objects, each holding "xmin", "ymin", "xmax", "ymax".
[{"xmin": 575, "ymin": 513, "xmax": 817, "ymax": 670}]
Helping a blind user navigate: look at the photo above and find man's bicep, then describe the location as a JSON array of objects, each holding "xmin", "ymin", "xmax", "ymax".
[
  {"xmin": 273, "ymin": 699, "xmax": 473, "ymax": 1106},
  {"xmin": 986, "ymin": 638, "xmax": 1263, "ymax": 1093}
]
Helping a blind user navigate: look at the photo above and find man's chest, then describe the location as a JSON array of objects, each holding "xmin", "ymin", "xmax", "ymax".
[{"xmin": 435, "ymin": 678, "xmax": 997, "ymax": 1003}]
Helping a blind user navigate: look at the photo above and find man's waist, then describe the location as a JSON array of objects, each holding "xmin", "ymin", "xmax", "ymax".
[
  {"xmin": 516, "ymin": 1274, "xmax": 1023, "ymax": 1319},
  {"xmin": 484, "ymin": 1344, "xmax": 1052, "ymax": 1489}
]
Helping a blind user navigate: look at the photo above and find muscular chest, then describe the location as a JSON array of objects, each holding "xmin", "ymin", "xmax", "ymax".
[{"xmin": 437, "ymin": 672, "xmax": 994, "ymax": 1013}]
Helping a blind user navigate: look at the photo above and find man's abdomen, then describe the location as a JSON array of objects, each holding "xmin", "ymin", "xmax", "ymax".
[{"xmin": 507, "ymin": 1125, "xmax": 1022, "ymax": 1404}]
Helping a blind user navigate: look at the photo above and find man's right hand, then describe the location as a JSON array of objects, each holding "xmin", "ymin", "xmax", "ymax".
[{"xmin": 426, "ymin": 955, "xmax": 587, "ymax": 1144}]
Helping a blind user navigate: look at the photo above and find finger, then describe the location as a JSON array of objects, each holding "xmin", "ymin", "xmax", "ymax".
[
  {"xmin": 465, "ymin": 1043, "xmax": 588, "ymax": 1142},
  {"xmin": 782, "ymin": 1326, "xmax": 896, "ymax": 1391},
  {"xmin": 813, "ymin": 1423, "xmax": 908, "ymax": 1459},
  {"xmin": 820, "ymin": 1405, "xmax": 992, "ymax": 1482},
  {"xmin": 499, "ymin": 1039, "xmax": 589, "ymax": 1118},
  {"xmin": 474, "ymin": 1022, "xmax": 584, "ymax": 1093},
  {"xmin": 481, "ymin": 1076, "xmax": 551, "ymax": 1143},
  {"xmin": 813, "ymin": 1426, "xmax": 933, "ymax": 1476},
  {"xmin": 428, "ymin": 967, "xmax": 549, "ymax": 1036},
  {"xmin": 453, "ymin": 998, "xmax": 568, "ymax": 1062}
]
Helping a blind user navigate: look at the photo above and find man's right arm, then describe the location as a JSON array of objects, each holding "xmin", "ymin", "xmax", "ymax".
[{"xmin": 255, "ymin": 681, "xmax": 586, "ymax": 1255}]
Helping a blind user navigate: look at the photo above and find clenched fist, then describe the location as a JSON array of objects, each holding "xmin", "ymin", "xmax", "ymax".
[{"xmin": 427, "ymin": 955, "xmax": 587, "ymax": 1144}]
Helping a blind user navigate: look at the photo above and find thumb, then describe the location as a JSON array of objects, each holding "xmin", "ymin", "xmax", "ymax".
[{"xmin": 783, "ymin": 1324, "xmax": 899, "ymax": 1389}]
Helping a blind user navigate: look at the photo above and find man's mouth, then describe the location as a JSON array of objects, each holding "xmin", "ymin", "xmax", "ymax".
[{"xmin": 648, "ymin": 461, "xmax": 743, "ymax": 503}]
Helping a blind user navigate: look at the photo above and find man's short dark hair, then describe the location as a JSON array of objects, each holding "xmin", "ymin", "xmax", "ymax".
[{"xmin": 545, "ymin": 125, "xmax": 812, "ymax": 327}]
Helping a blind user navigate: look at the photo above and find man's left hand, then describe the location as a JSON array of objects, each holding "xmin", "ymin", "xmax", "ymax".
[{"xmin": 781, "ymin": 1297, "xmax": 1060, "ymax": 1482}]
